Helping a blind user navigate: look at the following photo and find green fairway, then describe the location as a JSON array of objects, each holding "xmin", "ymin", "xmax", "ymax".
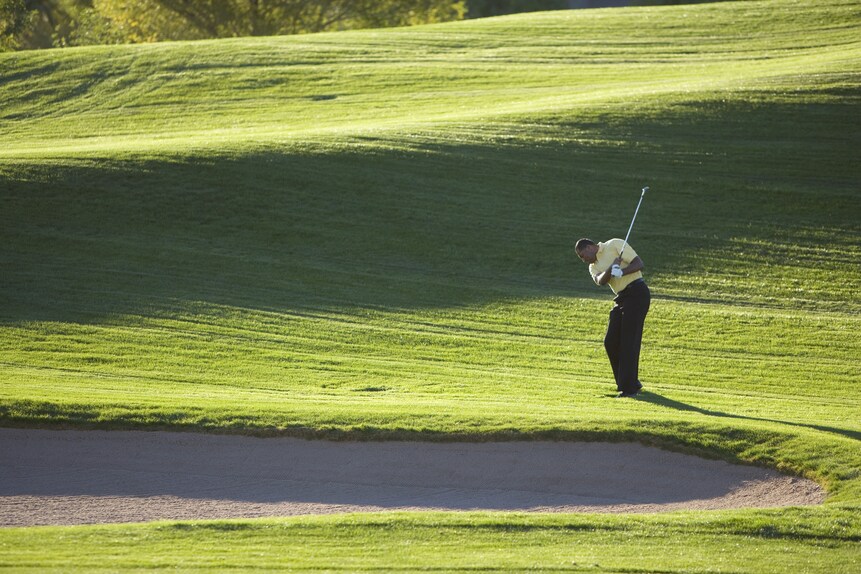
[{"xmin": 1, "ymin": 0, "xmax": 860, "ymax": 571}]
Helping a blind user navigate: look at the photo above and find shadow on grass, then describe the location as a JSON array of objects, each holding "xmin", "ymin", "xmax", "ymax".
[
  {"xmin": 640, "ymin": 392, "xmax": 861, "ymax": 442},
  {"xmin": 1, "ymin": 142, "xmax": 598, "ymax": 324},
  {"xmin": 2, "ymin": 95, "xmax": 858, "ymax": 325}
]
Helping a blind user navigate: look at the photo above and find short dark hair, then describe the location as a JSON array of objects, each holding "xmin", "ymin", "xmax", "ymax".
[{"xmin": 575, "ymin": 238, "xmax": 596, "ymax": 253}]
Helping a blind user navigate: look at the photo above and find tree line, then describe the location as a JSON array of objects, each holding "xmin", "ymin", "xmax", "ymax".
[
  {"xmin": 2, "ymin": 0, "xmax": 472, "ymax": 50},
  {"xmin": 1, "ymin": 1, "xmax": 725, "ymax": 51}
]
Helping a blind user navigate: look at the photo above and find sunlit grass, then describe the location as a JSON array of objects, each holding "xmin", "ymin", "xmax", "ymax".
[{"xmin": 1, "ymin": 510, "xmax": 860, "ymax": 573}]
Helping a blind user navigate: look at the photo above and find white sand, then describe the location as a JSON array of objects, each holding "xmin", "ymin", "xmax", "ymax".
[{"xmin": 0, "ymin": 429, "xmax": 824, "ymax": 526}]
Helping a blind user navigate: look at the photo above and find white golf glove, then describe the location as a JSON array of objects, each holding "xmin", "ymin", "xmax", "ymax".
[{"xmin": 610, "ymin": 264, "xmax": 623, "ymax": 278}]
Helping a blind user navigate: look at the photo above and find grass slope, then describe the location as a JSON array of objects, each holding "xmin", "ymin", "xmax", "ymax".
[{"xmin": 1, "ymin": 0, "xmax": 860, "ymax": 571}]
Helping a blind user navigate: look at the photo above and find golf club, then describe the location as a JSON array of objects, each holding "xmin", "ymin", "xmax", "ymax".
[{"xmin": 619, "ymin": 186, "xmax": 649, "ymax": 260}]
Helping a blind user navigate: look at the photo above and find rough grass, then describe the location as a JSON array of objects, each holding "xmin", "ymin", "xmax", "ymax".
[{"xmin": 1, "ymin": 0, "xmax": 860, "ymax": 571}]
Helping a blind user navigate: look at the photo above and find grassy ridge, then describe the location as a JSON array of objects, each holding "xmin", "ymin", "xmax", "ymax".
[{"xmin": 1, "ymin": 0, "xmax": 860, "ymax": 571}]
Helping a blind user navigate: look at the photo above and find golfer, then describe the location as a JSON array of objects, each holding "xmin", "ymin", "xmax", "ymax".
[{"xmin": 575, "ymin": 237, "xmax": 650, "ymax": 398}]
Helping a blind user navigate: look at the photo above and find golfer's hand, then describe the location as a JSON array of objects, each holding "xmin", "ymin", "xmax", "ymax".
[{"xmin": 610, "ymin": 265, "xmax": 623, "ymax": 278}]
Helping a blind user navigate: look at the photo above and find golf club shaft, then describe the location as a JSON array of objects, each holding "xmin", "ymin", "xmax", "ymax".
[{"xmin": 619, "ymin": 186, "xmax": 649, "ymax": 260}]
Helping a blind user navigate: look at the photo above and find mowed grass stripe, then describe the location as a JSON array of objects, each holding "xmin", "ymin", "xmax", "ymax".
[
  {"xmin": 1, "ymin": 511, "xmax": 859, "ymax": 574},
  {"xmin": 3, "ymin": 296, "xmax": 858, "ymax": 435}
]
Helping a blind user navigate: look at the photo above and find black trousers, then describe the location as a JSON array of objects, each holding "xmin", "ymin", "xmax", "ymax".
[{"xmin": 604, "ymin": 279, "xmax": 651, "ymax": 393}]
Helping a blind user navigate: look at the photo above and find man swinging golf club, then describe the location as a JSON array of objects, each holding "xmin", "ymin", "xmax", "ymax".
[{"xmin": 575, "ymin": 187, "xmax": 651, "ymax": 398}]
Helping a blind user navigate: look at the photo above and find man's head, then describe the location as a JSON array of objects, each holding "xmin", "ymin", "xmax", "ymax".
[{"xmin": 575, "ymin": 238, "xmax": 598, "ymax": 264}]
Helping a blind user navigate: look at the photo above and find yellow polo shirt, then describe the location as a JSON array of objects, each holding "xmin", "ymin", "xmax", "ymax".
[{"xmin": 588, "ymin": 238, "xmax": 643, "ymax": 294}]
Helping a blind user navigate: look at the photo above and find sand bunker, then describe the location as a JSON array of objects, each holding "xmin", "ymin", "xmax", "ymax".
[{"xmin": 0, "ymin": 429, "xmax": 823, "ymax": 526}]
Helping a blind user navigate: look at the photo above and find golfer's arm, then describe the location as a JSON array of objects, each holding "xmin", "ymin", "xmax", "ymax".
[
  {"xmin": 594, "ymin": 269, "xmax": 613, "ymax": 286},
  {"xmin": 622, "ymin": 257, "xmax": 644, "ymax": 275}
]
